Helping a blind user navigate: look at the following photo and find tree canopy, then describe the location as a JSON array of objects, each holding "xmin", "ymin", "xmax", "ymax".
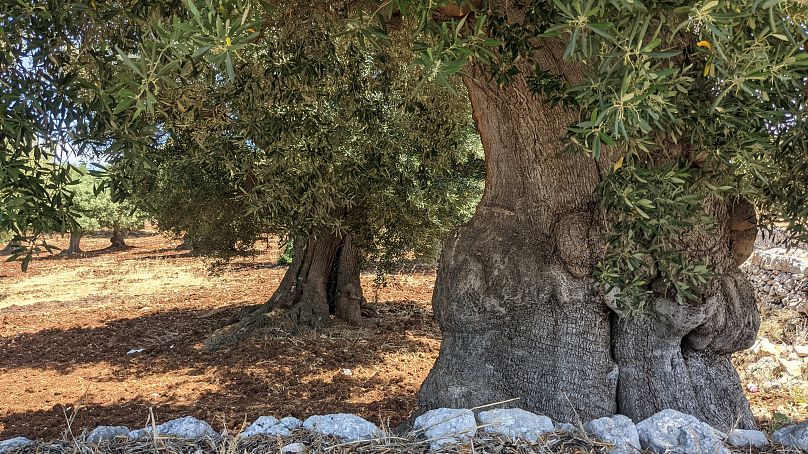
[{"xmin": 3, "ymin": 0, "xmax": 806, "ymax": 309}]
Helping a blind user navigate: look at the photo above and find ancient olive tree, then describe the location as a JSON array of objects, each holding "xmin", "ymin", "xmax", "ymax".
[
  {"xmin": 367, "ymin": 0, "xmax": 807, "ymax": 430},
  {"xmin": 5, "ymin": 0, "xmax": 808, "ymax": 432},
  {"xmin": 95, "ymin": 10, "xmax": 483, "ymax": 340}
]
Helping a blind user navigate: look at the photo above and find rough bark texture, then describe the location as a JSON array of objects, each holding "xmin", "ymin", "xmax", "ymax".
[
  {"xmin": 330, "ymin": 235, "xmax": 365, "ymax": 325},
  {"xmin": 418, "ymin": 44, "xmax": 759, "ymax": 430},
  {"xmin": 65, "ymin": 231, "xmax": 82, "ymax": 256},
  {"xmin": 205, "ymin": 232, "xmax": 365, "ymax": 349},
  {"xmin": 110, "ymin": 225, "xmax": 127, "ymax": 249}
]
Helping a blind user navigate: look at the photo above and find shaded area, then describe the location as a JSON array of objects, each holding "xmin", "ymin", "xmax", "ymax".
[{"xmin": 0, "ymin": 301, "xmax": 438, "ymax": 439}]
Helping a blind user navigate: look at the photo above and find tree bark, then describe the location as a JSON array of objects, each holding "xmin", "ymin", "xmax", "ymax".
[
  {"xmin": 65, "ymin": 230, "xmax": 82, "ymax": 256},
  {"xmin": 330, "ymin": 234, "xmax": 365, "ymax": 325},
  {"xmin": 417, "ymin": 50, "xmax": 758, "ymax": 431},
  {"xmin": 110, "ymin": 224, "xmax": 127, "ymax": 249},
  {"xmin": 205, "ymin": 231, "xmax": 365, "ymax": 349}
]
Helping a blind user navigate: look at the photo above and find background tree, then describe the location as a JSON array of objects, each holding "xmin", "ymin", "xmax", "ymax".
[
  {"xmin": 62, "ymin": 166, "xmax": 149, "ymax": 255},
  {"xmin": 97, "ymin": 12, "xmax": 484, "ymax": 341},
  {"xmin": 124, "ymin": 141, "xmax": 263, "ymax": 255}
]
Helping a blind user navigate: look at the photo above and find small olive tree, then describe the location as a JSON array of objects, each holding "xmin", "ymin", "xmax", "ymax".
[{"xmin": 64, "ymin": 166, "xmax": 148, "ymax": 254}]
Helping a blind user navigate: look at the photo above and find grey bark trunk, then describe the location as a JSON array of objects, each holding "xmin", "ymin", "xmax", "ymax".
[
  {"xmin": 330, "ymin": 235, "xmax": 365, "ymax": 325},
  {"xmin": 65, "ymin": 230, "xmax": 82, "ymax": 256},
  {"xmin": 205, "ymin": 231, "xmax": 365, "ymax": 349},
  {"xmin": 418, "ymin": 50, "xmax": 758, "ymax": 431},
  {"xmin": 110, "ymin": 224, "xmax": 127, "ymax": 249}
]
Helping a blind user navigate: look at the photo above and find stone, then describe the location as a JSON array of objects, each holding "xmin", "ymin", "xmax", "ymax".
[
  {"xmin": 795, "ymin": 345, "xmax": 808, "ymax": 357},
  {"xmin": 241, "ymin": 416, "xmax": 302, "ymax": 438},
  {"xmin": 636, "ymin": 409, "xmax": 729, "ymax": 454},
  {"xmin": 156, "ymin": 416, "xmax": 217, "ymax": 439},
  {"xmin": 281, "ymin": 442, "xmax": 306, "ymax": 453},
  {"xmin": 413, "ymin": 408, "xmax": 476, "ymax": 450},
  {"xmin": 129, "ymin": 416, "xmax": 217, "ymax": 440},
  {"xmin": 725, "ymin": 429, "xmax": 768, "ymax": 448},
  {"xmin": 303, "ymin": 414, "xmax": 381, "ymax": 441},
  {"xmin": 584, "ymin": 415, "xmax": 640, "ymax": 454},
  {"xmin": 753, "ymin": 337, "xmax": 781, "ymax": 357},
  {"xmin": 477, "ymin": 408, "xmax": 553, "ymax": 443},
  {"xmin": 0, "ymin": 437, "xmax": 32, "ymax": 453},
  {"xmin": 240, "ymin": 416, "xmax": 277, "ymax": 438},
  {"xmin": 779, "ymin": 357, "xmax": 803, "ymax": 377},
  {"xmin": 86, "ymin": 425, "xmax": 130, "ymax": 443},
  {"xmin": 773, "ymin": 420, "xmax": 808, "ymax": 451},
  {"xmin": 555, "ymin": 422, "xmax": 578, "ymax": 433}
]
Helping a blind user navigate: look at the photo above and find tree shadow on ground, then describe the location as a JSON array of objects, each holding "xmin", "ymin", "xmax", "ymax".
[{"xmin": 0, "ymin": 300, "xmax": 438, "ymax": 439}]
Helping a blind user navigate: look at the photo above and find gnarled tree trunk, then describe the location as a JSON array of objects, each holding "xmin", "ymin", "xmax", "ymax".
[
  {"xmin": 110, "ymin": 224, "xmax": 127, "ymax": 249},
  {"xmin": 417, "ymin": 53, "xmax": 759, "ymax": 431},
  {"xmin": 64, "ymin": 230, "xmax": 82, "ymax": 256},
  {"xmin": 206, "ymin": 231, "xmax": 366, "ymax": 349}
]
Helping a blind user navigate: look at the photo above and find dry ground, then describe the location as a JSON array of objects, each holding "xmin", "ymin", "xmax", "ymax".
[{"xmin": 0, "ymin": 231, "xmax": 805, "ymax": 440}]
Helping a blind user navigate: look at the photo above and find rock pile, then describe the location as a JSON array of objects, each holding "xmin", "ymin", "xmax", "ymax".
[
  {"xmin": 742, "ymin": 230, "xmax": 808, "ymax": 313},
  {"xmin": 2, "ymin": 408, "xmax": 807, "ymax": 453}
]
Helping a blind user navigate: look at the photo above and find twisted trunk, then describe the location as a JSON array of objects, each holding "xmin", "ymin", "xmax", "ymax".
[
  {"xmin": 330, "ymin": 234, "xmax": 364, "ymax": 325},
  {"xmin": 65, "ymin": 230, "xmax": 82, "ymax": 255},
  {"xmin": 417, "ymin": 52, "xmax": 758, "ymax": 430},
  {"xmin": 110, "ymin": 223, "xmax": 127, "ymax": 249},
  {"xmin": 205, "ymin": 232, "xmax": 365, "ymax": 349}
]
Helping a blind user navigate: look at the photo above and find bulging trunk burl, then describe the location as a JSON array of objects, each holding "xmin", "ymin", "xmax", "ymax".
[
  {"xmin": 205, "ymin": 231, "xmax": 366, "ymax": 349},
  {"xmin": 417, "ymin": 56, "xmax": 759, "ymax": 430}
]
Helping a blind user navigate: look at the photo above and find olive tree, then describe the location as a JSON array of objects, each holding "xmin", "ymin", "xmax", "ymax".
[
  {"xmin": 5, "ymin": 0, "xmax": 808, "ymax": 431},
  {"xmin": 108, "ymin": 20, "xmax": 483, "ymax": 343}
]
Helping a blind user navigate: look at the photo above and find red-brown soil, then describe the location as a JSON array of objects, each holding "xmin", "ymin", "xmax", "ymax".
[
  {"xmin": 0, "ymin": 232, "xmax": 438, "ymax": 439},
  {"xmin": 0, "ymin": 231, "xmax": 804, "ymax": 440}
]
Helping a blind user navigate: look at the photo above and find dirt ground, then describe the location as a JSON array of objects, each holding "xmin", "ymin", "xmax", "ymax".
[{"xmin": 0, "ymin": 231, "xmax": 805, "ymax": 440}]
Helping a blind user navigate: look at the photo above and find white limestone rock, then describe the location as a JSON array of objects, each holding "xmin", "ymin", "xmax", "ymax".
[
  {"xmin": 281, "ymin": 442, "xmax": 306, "ymax": 453},
  {"xmin": 303, "ymin": 414, "xmax": 381, "ymax": 441},
  {"xmin": 554, "ymin": 422, "xmax": 579, "ymax": 433},
  {"xmin": 241, "ymin": 416, "xmax": 302, "ymax": 438},
  {"xmin": 585, "ymin": 415, "xmax": 640, "ymax": 454},
  {"xmin": 773, "ymin": 420, "xmax": 808, "ymax": 451},
  {"xmin": 725, "ymin": 429, "xmax": 768, "ymax": 448},
  {"xmin": 477, "ymin": 408, "xmax": 553, "ymax": 443},
  {"xmin": 86, "ymin": 425, "xmax": 130, "ymax": 443},
  {"xmin": 413, "ymin": 408, "xmax": 476, "ymax": 450},
  {"xmin": 128, "ymin": 416, "xmax": 217, "ymax": 440},
  {"xmin": 636, "ymin": 409, "xmax": 729, "ymax": 454},
  {"xmin": 0, "ymin": 437, "xmax": 32, "ymax": 453},
  {"xmin": 240, "ymin": 416, "xmax": 277, "ymax": 438}
]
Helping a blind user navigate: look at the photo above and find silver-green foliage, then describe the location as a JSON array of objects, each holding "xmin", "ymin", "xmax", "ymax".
[
  {"xmin": 70, "ymin": 166, "xmax": 148, "ymax": 234},
  {"xmin": 347, "ymin": 0, "xmax": 808, "ymax": 310},
  {"xmin": 101, "ymin": 5, "xmax": 484, "ymax": 268}
]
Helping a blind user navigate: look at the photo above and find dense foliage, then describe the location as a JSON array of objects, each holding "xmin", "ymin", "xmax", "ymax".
[
  {"xmin": 344, "ymin": 0, "xmax": 808, "ymax": 310},
  {"xmin": 117, "ymin": 19, "xmax": 483, "ymax": 268},
  {"xmin": 3, "ymin": 0, "xmax": 806, "ymax": 311},
  {"xmin": 70, "ymin": 166, "xmax": 148, "ymax": 235}
]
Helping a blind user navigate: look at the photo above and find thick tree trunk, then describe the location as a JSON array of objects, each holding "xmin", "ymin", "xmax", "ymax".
[
  {"xmin": 65, "ymin": 230, "xmax": 82, "ymax": 256},
  {"xmin": 417, "ymin": 53, "xmax": 758, "ymax": 431},
  {"xmin": 110, "ymin": 224, "xmax": 127, "ymax": 249},
  {"xmin": 205, "ymin": 232, "xmax": 365, "ymax": 349},
  {"xmin": 330, "ymin": 235, "xmax": 365, "ymax": 325}
]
